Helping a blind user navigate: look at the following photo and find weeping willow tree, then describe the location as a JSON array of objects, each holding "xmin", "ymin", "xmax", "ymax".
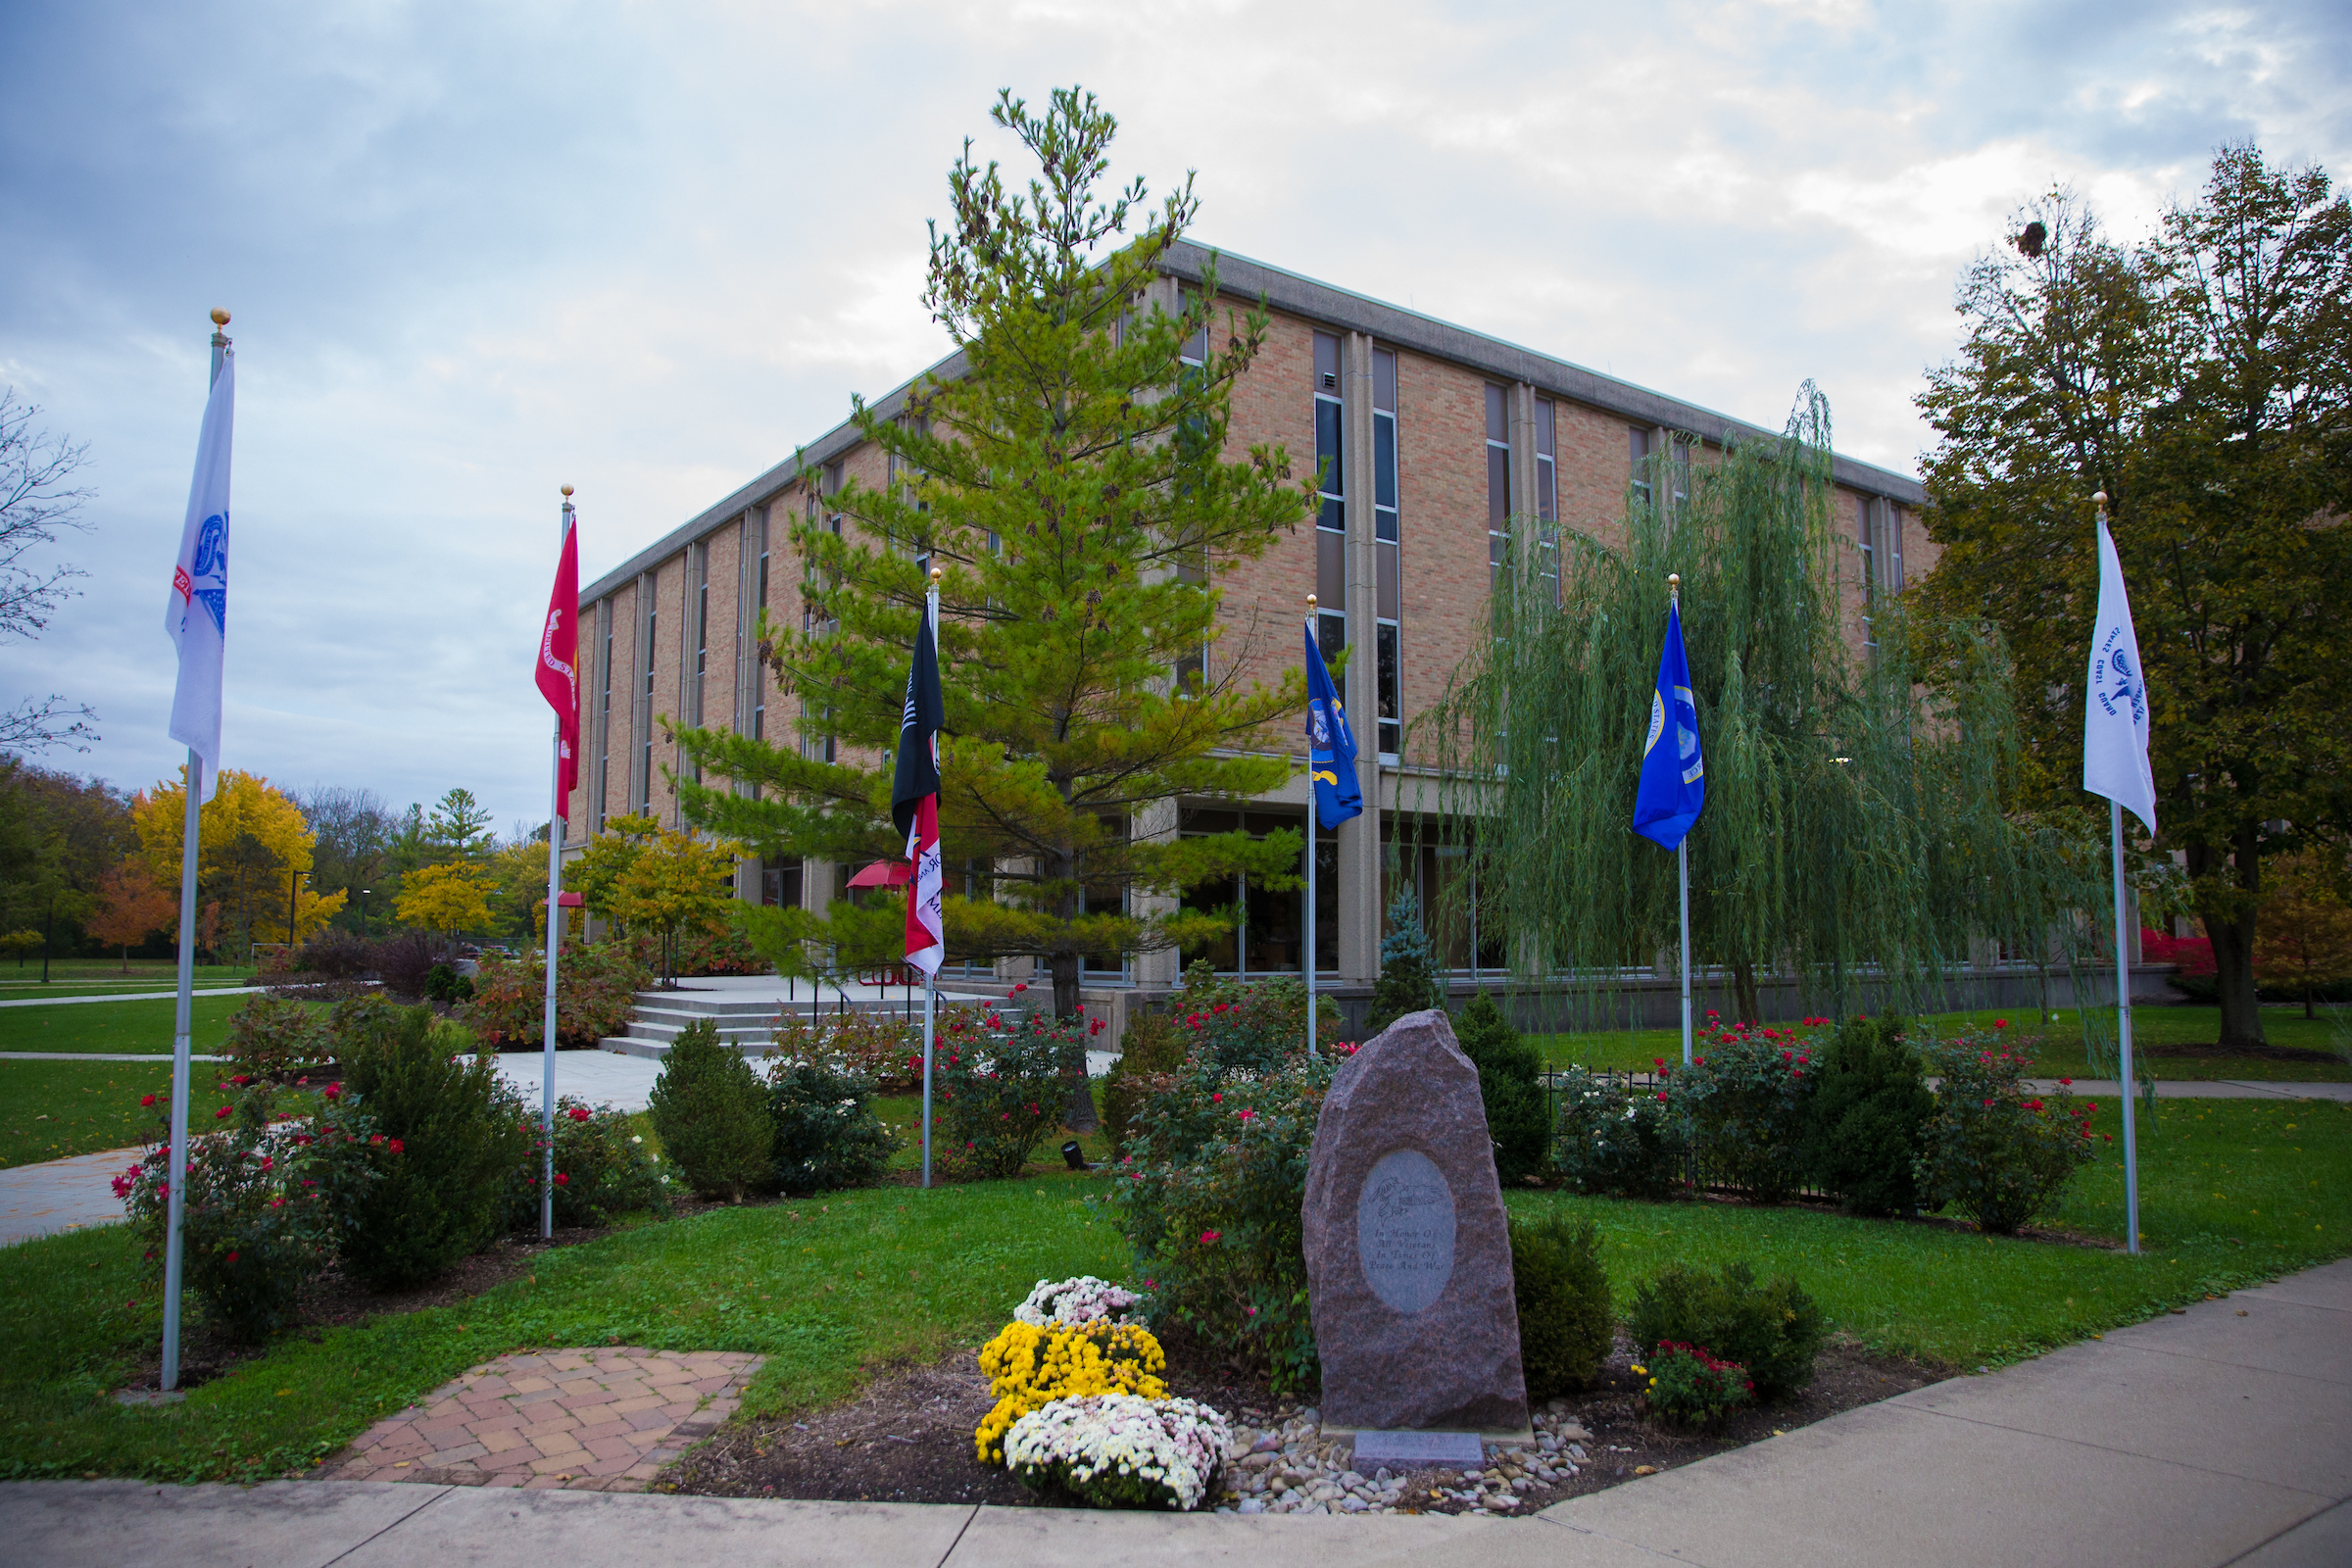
[{"xmin": 1410, "ymin": 386, "xmax": 2096, "ymax": 1026}]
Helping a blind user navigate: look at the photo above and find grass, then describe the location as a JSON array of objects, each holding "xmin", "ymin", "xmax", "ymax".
[
  {"xmin": 4, "ymin": 1093, "xmax": 2342, "ymax": 1486},
  {"xmin": 1, "ymin": 1167, "xmax": 1125, "ymax": 1484},
  {"xmin": 1535, "ymin": 1004, "xmax": 2351, "ymax": 1082},
  {"xmin": 0, "ymin": 961, "xmax": 248, "ymax": 998},
  {"xmin": 0, "ymin": 995, "xmax": 253, "ymax": 1056},
  {"xmin": 0, "ymin": 1061, "xmax": 230, "ymax": 1169}
]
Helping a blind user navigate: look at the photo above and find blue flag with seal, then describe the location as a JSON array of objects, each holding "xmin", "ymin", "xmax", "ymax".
[
  {"xmin": 1633, "ymin": 601, "xmax": 1704, "ymax": 849},
  {"xmin": 1305, "ymin": 620, "xmax": 1362, "ymax": 830}
]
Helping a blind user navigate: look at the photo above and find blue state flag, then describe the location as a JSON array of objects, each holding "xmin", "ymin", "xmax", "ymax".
[
  {"xmin": 1305, "ymin": 620, "xmax": 1363, "ymax": 830},
  {"xmin": 1633, "ymin": 601, "xmax": 1704, "ymax": 850}
]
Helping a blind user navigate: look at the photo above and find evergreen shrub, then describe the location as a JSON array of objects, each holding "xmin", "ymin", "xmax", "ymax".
[
  {"xmin": 1627, "ymin": 1259, "xmax": 1825, "ymax": 1400},
  {"xmin": 766, "ymin": 1059, "xmax": 898, "ymax": 1192},
  {"xmin": 1803, "ymin": 1013, "xmax": 1934, "ymax": 1215},
  {"xmin": 647, "ymin": 1018, "xmax": 773, "ymax": 1200},
  {"xmin": 1101, "ymin": 1007, "xmax": 1185, "ymax": 1157},
  {"xmin": 1453, "ymin": 992, "xmax": 1550, "ymax": 1184},
  {"xmin": 336, "ymin": 1006, "xmax": 532, "ymax": 1286},
  {"xmin": 1363, "ymin": 889, "xmax": 1442, "ymax": 1035},
  {"xmin": 1510, "ymin": 1209, "xmax": 1615, "ymax": 1396},
  {"xmin": 1551, "ymin": 1067, "xmax": 1689, "ymax": 1199}
]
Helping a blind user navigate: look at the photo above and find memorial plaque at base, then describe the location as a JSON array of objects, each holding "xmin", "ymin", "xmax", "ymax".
[{"xmin": 1301, "ymin": 1008, "xmax": 1530, "ymax": 1435}]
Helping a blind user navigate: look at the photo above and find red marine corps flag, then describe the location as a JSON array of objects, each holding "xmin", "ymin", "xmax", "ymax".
[
  {"xmin": 537, "ymin": 502, "xmax": 580, "ymax": 816},
  {"xmin": 891, "ymin": 581, "xmax": 945, "ymax": 977}
]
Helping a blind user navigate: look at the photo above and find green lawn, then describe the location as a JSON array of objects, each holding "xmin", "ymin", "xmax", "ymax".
[
  {"xmin": 0, "ymin": 982, "xmax": 252, "ymax": 1001},
  {"xmin": 0, "ymin": 1060, "xmax": 221, "ymax": 1169},
  {"xmin": 1537, "ymin": 1004, "xmax": 2350, "ymax": 1082},
  {"xmin": 0, "ymin": 961, "xmax": 248, "ymax": 997},
  {"xmin": 0, "ymin": 995, "xmax": 253, "ymax": 1056},
  {"xmin": 4, "ymin": 1095, "xmax": 2342, "ymax": 1486}
]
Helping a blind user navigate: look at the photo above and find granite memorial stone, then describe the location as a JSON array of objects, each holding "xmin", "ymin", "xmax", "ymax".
[{"xmin": 1301, "ymin": 1008, "xmax": 1530, "ymax": 1435}]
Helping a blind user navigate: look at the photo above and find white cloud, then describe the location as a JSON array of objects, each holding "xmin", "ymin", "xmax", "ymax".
[{"xmin": 3, "ymin": 0, "xmax": 2344, "ymax": 824}]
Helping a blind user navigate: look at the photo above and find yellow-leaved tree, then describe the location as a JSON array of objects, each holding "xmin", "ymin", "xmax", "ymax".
[
  {"xmin": 605, "ymin": 824, "xmax": 743, "ymax": 988},
  {"xmin": 131, "ymin": 768, "xmax": 347, "ymax": 960},
  {"xmin": 395, "ymin": 862, "xmax": 496, "ymax": 941}
]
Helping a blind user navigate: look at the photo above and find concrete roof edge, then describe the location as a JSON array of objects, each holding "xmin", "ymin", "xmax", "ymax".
[
  {"xmin": 583, "ymin": 244, "xmax": 1924, "ymax": 603},
  {"xmin": 1157, "ymin": 239, "xmax": 1926, "ymax": 506}
]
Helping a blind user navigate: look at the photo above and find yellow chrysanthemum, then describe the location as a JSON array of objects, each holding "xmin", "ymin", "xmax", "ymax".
[{"xmin": 973, "ymin": 1320, "xmax": 1168, "ymax": 1462}]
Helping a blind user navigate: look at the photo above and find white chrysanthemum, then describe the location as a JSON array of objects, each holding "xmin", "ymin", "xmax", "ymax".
[
  {"xmin": 1004, "ymin": 1395, "xmax": 1232, "ymax": 1511},
  {"xmin": 1012, "ymin": 1275, "xmax": 1141, "ymax": 1327}
]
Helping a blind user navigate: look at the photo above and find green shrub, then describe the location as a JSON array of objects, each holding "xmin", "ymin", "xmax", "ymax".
[
  {"xmin": 1803, "ymin": 1014, "xmax": 1934, "ymax": 1215},
  {"xmin": 647, "ymin": 1018, "xmax": 773, "ymax": 1200},
  {"xmin": 766, "ymin": 1059, "xmax": 898, "ymax": 1192},
  {"xmin": 1627, "ymin": 1259, "xmax": 1826, "ymax": 1400},
  {"xmin": 1510, "ymin": 1209, "xmax": 1614, "ymax": 1396},
  {"xmin": 1169, "ymin": 965, "xmax": 1330, "ymax": 1069},
  {"xmin": 766, "ymin": 1005, "xmax": 923, "ymax": 1092},
  {"xmin": 465, "ymin": 941, "xmax": 650, "ymax": 1048},
  {"xmin": 221, "ymin": 995, "xmax": 334, "ymax": 1078},
  {"xmin": 334, "ymin": 1007, "xmax": 532, "ymax": 1287},
  {"xmin": 1111, "ymin": 1049, "xmax": 1337, "ymax": 1394},
  {"xmin": 1363, "ymin": 889, "xmax": 1442, "ymax": 1035},
  {"xmin": 503, "ymin": 1096, "xmax": 672, "ymax": 1230},
  {"xmin": 119, "ymin": 1077, "xmax": 392, "ymax": 1341},
  {"xmin": 1914, "ymin": 1031, "xmax": 2102, "ymax": 1235},
  {"xmin": 1637, "ymin": 1342, "xmax": 1755, "ymax": 1426},
  {"xmin": 1101, "ymin": 1008, "xmax": 1186, "ymax": 1157},
  {"xmin": 936, "ymin": 1001, "xmax": 1079, "ymax": 1178},
  {"xmin": 422, "ymin": 962, "xmax": 475, "ymax": 1004},
  {"xmin": 1678, "ymin": 1025, "xmax": 1819, "ymax": 1202},
  {"xmin": 1454, "ymin": 992, "xmax": 1549, "ymax": 1185},
  {"xmin": 1552, "ymin": 1067, "xmax": 1689, "ymax": 1199}
]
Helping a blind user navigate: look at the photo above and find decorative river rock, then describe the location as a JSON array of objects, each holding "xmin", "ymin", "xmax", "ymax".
[{"xmin": 1301, "ymin": 1008, "xmax": 1530, "ymax": 1435}]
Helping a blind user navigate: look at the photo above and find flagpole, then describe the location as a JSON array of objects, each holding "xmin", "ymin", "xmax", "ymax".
[
  {"xmin": 1304, "ymin": 596, "xmax": 1319, "ymax": 1057},
  {"xmin": 2093, "ymin": 489, "xmax": 2142, "ymax": 1256},
  {"xmin": 1668, "ymin": 574, "xmax": 1693, "ymax": 1065},
  {"xmin": 921, "ymin": 567, "xmax": 941, "ymax": 1191},
  {"xmin": 163, "ymin": 309, "xmax": 231, "ymax": 1392}
]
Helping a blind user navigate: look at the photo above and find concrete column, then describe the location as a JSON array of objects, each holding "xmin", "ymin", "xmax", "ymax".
[
  {"xmin": 1338, "ymin": 331, "xmax": 1381, "ymax": 984},
  {"xmin": 1131, "ymin": 799, "xmax": 1181, "ymax": 989}
]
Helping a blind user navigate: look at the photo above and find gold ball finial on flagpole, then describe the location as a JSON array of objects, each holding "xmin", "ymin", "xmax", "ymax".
[
  {"xmin": 2093, "ymin": 490, "xmax": 2108, "ymax": 510},
  {"xmin": 210, "ymin": 308, "xmax": 230, "ymax": 326},
  {"xmin": 1667, "ymin": 573, "xmax": 1682, "ymax": 598},
  {"xmin": 930, "ymin": 565, "xmax": 944, "ymax": 583},
  {"xmin": 561, "ymin": 485, "xmax": 573, "ymax": 498},
  {"xmin": 1306, "ymin": 593, "xmax": 1318, "ymax": 609}
]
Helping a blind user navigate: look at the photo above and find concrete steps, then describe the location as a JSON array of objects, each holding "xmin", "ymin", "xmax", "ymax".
[{"xmin": 598, "ymin": 984, "xmax": 1004, "ymax": 1059}]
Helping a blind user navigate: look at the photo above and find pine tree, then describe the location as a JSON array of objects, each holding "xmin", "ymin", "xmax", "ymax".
[
  {"xmin": 671, "ymin": 87, "xmax": 1311, "ymax": 1021},
  {"xmin": 1364, "ymin": 887, "xmax": 1441, "ymax": 1034}
]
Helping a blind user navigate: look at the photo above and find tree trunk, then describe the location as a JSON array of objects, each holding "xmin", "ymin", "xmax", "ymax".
[
  {"xmin": 1732, "ymin": 962, "xmax": 1761, "ymax": 1028},
  {"xmin": 2189, "ymin": 824, "xmax": 2266, "ymax": 1052},
  {"xmin": 1046, "ymin": 949, "xmax": 1098, "ymax": 1131}
]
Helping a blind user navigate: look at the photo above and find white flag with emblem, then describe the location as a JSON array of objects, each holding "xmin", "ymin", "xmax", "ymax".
[
  {"xmin": 2082, "ymin": 514, "xmax": 2156, "ymax": 834},
  {"xmin": 165, "ymin": 352, "xmax": 233, "ymax": 799}
]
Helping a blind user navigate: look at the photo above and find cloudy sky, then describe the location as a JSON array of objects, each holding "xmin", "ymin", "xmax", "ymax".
[{"xmin": 4, "ymin": 0, "xmax": 2345, "ymax": 829}]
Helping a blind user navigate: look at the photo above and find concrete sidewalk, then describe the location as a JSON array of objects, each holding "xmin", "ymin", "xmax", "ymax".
[
  {"xmin": 7, "ymin": 1259, "xmax": 2346, "ymax": 1566},
  {"xmin": 0, "ymin": 987, "xmax": 264, "ymax": 1007}
]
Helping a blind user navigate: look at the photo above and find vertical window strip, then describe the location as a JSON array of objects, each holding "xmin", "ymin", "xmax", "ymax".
[
  {"xmin": 1313, "ymin": 331, "xmax": 1346, "ymax": 662},
  {"xmin": 1486, "ymin": 384, "xmax": 1512, "ymax": 589},
  {"xmin": 595, "ymin": 601, "xmax": 612, "ymax": 833},
  {"xmin": 1535, "ymin": 399, "xmax": 1559, "ymax": 606},
  {"xmin": 1374, "ymin": 348, "xmax": 1401, "ymax": 757},
  {"xmin": 1630, "ymin": 425, "xmax": 1653, "ymax": 508}
]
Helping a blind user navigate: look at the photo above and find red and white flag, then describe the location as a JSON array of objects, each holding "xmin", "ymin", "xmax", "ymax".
[
  {"xmin": 537, "ymin": 506, "xmax": 580, "ymax": 818},
  {"xmin": 891, "ymin": 590, "xmax": 945, "ymax": 977}
]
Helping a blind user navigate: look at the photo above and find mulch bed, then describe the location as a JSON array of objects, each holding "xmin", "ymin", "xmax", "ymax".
[{"xmin": 664, "ymin": 1331, "xmax": 1942, "ymax": 1513}]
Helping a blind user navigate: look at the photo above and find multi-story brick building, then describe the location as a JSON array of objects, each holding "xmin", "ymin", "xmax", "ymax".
[{"xmin": 566, "ymin": 242, "xmax": 1928, "ymax": 1013}]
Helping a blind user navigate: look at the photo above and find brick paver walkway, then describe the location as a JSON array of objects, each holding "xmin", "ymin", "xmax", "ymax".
[{"xmin": 315, "ymin": 1347, "xmax": 761, "ymax": 1493}]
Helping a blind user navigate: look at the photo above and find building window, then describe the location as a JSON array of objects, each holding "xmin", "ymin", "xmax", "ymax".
[
  {"xmin": 596, "ymin": 609, "xmax": 612, "ymax": 831},
  {"xmin": 1630, "ymin": 425, "xmax": 1653, "ymax": 509},
  {"xmin": 1313, "ymin": 331, "xmax": 1346, "ymax": 662},
  {"xmin": 1535, "ymin": 398, "xmax": 1559, "ymax": 605},
  {"xmin": 753, "ymin": 526, "xmax": 769, "ymax": 743},
  {"xmin": 639, "ymin": 600, "xmax": 657, "ymax": 812},
  {"xmin": 1177, "ymin": 806, "xmax": 1338, "ymax": 976},
  {"xmin": 761, "ymin": 856, "xmax": 804, "ymax": 909},
  {"xmin": 1374, "ymin": 348, "xmax": 1401, "ymax": 757},
  {"xmin": 1174, "ymin": 321, "xmax": 1209, "ymax": 695},
  {"xmin": 1487, "ymin": 384, "xmax": 1512, "ymax": 588}
]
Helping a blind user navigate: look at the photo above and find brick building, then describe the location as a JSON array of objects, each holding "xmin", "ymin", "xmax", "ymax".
[{"xmin": 566, "ymin": 242, "xmax": 1928, "ymax": 1011}]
